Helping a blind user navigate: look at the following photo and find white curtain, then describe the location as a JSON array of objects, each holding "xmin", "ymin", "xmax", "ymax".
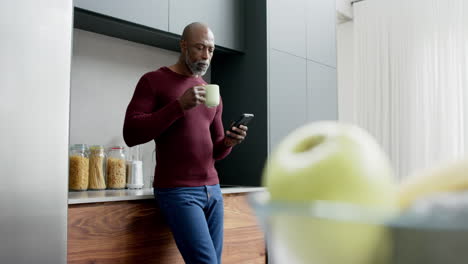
[{"xmin": 348, "ymin": 0, "xmax": 468, "ymax": 179}]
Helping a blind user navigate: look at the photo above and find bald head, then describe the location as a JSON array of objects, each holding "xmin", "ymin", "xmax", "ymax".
[
  {"xmin": 178, "ymin": 22, "xmax": 215, "ymax": 76},
  {"xmin": 181, "ymin": 22, "xmax": 214, "ymax": 43}
]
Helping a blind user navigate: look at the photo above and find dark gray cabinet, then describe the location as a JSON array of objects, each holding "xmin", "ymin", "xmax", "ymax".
[
  {"xmin": 74, "ymin": 0, "xmax": 169, "ymax": 31},
  {"xmin": 168, "ymin": 0, "xmax": 244, "ymax": 51},
  {"xmin": 212, "ymin": 0, "xmax": 267, "ymax": 187}
]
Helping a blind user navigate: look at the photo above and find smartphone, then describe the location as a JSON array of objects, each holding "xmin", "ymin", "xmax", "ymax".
[{"xmin": 229, "ymin": 113, "xmax": 254, "ymax": 132}]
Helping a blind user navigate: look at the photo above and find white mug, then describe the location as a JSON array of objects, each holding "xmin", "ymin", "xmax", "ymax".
[{"xmin": 203, "ymin": 84, "xmax": 220, "ymax": 108}]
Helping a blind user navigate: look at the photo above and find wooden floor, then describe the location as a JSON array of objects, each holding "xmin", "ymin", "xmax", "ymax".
[{"xmin": 68, "ymin": 193, "xmax": 266, "ymax": 263}]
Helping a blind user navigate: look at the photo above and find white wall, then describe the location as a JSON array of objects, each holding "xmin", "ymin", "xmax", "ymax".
[
  {"xmin": 70, "ymin": 29, "xmax": 210, "ymax": 188},
  {"xmin": 336, "ymin": 21, "xmax": 354, "ymax": 123}
]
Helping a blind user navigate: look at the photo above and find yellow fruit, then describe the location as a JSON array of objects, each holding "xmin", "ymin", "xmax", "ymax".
[{"xmin": 398, "ymin": 158, "xmax": 468, "ymax": 210}]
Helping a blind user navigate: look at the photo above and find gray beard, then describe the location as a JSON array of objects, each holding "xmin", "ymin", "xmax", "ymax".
[{"xmin": 185, "ymin": 52, "xmax": 209, "ymax": 76}]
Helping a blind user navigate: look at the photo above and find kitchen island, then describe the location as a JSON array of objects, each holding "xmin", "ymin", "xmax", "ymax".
[{"xmin": 68, "ymin": 187, "xmax": 266, "ymax": 264}]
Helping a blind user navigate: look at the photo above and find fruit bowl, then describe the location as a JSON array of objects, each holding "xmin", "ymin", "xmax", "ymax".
[{"xmin": 249, "ymin": 191, "xmax": 468, "ymax": 264}]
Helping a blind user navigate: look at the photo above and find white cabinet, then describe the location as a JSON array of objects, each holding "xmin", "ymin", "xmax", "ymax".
[
  {"xmin": 267, "ymin": 0, "xmax": 337, "ymax": 153},
  {"xmin": 75, "ymin": 0, "xmax": 169, "ymax": 31},
  {"xmin": 307, "ymin": 61, "xmax": 338, "ymax": 121},
  {"xmin": 269, "ymin": 50, "xmax": 308, "ymax": 151},
  {"xmin": 168, "ymin": 0, "xmax": 244, "ymax": 51},
  {"xmin": 269, "ymin": 0, "xmax": 336, "ymax": 66},
  {"xmin": 306, "ymin": 0, "xmax": 337, "ymax": 67},
  {"xmin": 74, "ymin": 0, "xmax": 244, "ymax": 51},
  {"xmin": 269, "ymin": 0, "xmax": 307, "ymax": 58}
]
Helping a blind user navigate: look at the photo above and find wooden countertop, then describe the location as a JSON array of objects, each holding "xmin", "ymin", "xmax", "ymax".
[{"xmin": 68, "ymin": 186, "xmax": 266, "ymax": 205}]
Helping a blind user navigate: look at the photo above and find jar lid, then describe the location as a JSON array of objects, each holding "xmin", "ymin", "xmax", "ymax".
[
  {"xmin": 70, "ymin": 144, "xmax": 88, "ymax": 150},
  {"xmin": 89, "ymin": 145, "xmax": 104, "ymax": 150}
]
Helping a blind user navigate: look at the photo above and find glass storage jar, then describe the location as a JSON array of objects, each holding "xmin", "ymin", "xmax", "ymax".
[
  {"xmin": 69, "ymin": 144, "xmax": 89, "ymax": 191},
  {"xmin": 106, "ymin": 146, "xmax": 126, "ymax": 189},
  {"xmin": 88, "ymin": 145, "xmax": 106, "ymax": 190}
]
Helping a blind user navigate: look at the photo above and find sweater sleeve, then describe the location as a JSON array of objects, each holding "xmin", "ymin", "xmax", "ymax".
[
  {"xmin": 210, "ymin": 98, "xmax": 233, "ymax": 160},
  {"xmin": 123, "ymin": 75, "xmax": 185, "ymax": 147}
]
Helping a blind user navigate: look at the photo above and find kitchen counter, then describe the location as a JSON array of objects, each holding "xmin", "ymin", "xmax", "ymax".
[
  {"xmin": 68, "ymin": 186, "xmax": 266, "ymax": 263},
  {"xmin": 68, "ymin": 186, "xmax": 266, "ymax": 205}
]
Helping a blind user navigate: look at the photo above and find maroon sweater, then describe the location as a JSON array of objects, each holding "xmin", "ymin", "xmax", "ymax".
[{"xmin": 123, "ymin": 67, "xmax": 232, "ymax": 188}]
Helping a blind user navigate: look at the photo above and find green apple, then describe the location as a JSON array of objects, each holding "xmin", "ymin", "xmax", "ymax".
[
  {"xmin": 264, "ymin": 121, "xmax": 397, "ymax": 205},
  {"xmin": 262, "ymin": 121, "xmax": 398, "ymax": 264}
]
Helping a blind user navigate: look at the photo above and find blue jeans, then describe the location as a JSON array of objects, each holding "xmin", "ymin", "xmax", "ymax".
[{"xmin": 154, "ymin": 184, "xmax": 224, "ymax": 264}]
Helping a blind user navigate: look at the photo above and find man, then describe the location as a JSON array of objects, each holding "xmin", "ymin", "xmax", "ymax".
[{"xmin": 123, "ymin": 22, "xmax": 248, "ymax": 264}]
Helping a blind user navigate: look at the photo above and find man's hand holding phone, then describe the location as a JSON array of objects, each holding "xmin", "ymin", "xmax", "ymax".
[{"xmin": 224, "ymin": 113, "xmax": 253, "ymax": 147}]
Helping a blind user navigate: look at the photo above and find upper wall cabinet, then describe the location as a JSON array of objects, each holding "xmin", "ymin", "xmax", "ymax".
[
  {"xmin": 168, "ymin": 0, "xmax": 244, "ymax": 51},
  {"xmin": 74, "ymin": 0, "xmax": 169, "ymax": 31},
  {"xmin": 306, "ymin": 0, "xmax": 337, "ymax": 67},
  {"xmin": 269, "ymin": 0, "xmax": 306, "ymax": 58}
]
